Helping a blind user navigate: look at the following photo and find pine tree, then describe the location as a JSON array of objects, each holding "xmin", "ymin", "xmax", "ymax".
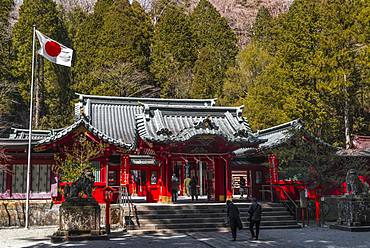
[
  {"xmin": 239, "ymin": 0, "xmax": 369, "ymax": 145},
  {"xmin": 190, "ymin": 0, "xmax": 238, "ymax": 98},
  {"xmin": 315, "ymin": 0, "xmax": 370, "ymax": 146},
  {"xmin": 150, "ymin": 3, "xmax": 195, "ymax": 98},
  {"xmin": 71, "ymin": 0, "xmax": 113, "ymax": 95},
  {"xmin": 252, "ymin": 6, "xmax": 273, "ymax": 44},
  {"xmin": 73, "ymin": 0, "xmax": 153, "ymax": 97},
  {"xmin": 97, "ymin": 0, "xmax": 152, "ymax": 70},
  {"xmin": 12, "ymin": 0, "xmax": 72, "ymax": 129},
  {"xmin": 0, "ymin": 0, "xmax": 14, "ymax": 133}
]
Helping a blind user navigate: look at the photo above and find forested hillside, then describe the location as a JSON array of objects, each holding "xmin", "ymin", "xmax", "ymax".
[{"xmin": 0, "ymin": 0, "xmax": 369, "ymax": 149}]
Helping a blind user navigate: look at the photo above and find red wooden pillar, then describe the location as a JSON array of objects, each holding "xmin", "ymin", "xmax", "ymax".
[
  {"xmin": 101, "ymin": 158, "xmax": 108, "ymax": 185},
  {"xmin": 225, "ymin": 157, "xmax": 232, "ymax": 201},
  {"xmin": 315, "ymin": 189, "xmax": 321, "ymax": 225},
  {"xmin": 167, "ymin": 155, "xmax": 173, "ymax": 201},
  {"xmin": 159, "ymin": 154, "xmax": 171, "ymax": 203},
  {"xmin": 180, "ymin": 160, "xmax": 185, "ymax": 195},
  {"xmin": 220, "ymin": 157, "xmax": 233, "ymax": 200},
  {"xmin": 250, "ymin": 168, "xmax": 256, "ymax": 198}
]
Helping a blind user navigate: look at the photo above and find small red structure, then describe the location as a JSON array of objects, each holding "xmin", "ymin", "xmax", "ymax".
[{"xmin": 103, "ymin": 186, "xmax": 115, "ymax": 233}]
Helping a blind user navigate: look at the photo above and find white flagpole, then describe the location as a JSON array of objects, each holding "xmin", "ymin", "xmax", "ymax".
[{"xmin": 25, "ymin": 25, "xmax": 36, "ymax": 229}]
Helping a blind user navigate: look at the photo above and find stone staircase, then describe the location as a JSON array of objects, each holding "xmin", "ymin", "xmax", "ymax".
[{"xmin": 125, "ymin": 202, "xmax": 301, "ymax": 233}]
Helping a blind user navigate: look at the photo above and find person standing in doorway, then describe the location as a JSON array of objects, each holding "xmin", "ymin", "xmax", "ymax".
[
  {"xmin": 171, "ymin": 173, "xmax": 179, "ymax": 203},
  {"xmin": 190, "ymin": 176, "xmax": 198, "ymax": 201},
  {"xmin": 239, "ymin": 176, "xmax": 246, "ymax": 199},
  {"xmin": 248, "ymin": 197, "xmax": 262, "ymax": 240},
  {"xmin": 226, "ymin": 200, "xmax": 242, "ymax": 241}
]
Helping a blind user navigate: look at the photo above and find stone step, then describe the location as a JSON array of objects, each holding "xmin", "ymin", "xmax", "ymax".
[
  {"xmin": 133, "ymin": 203, "xmax": 283, "ymax": 211},
  {"xmin": 135, "ymin": 212, "xmax": 291, "ymax": 219},
  {"xmin": 127, "ymin": 224, "xmax": 301, "ymax": 234},
  {"xmin": 129, "ymin": 221, "xmax": 300, "ymax": 230},
  {"xmin": 136, "ymin": 215, "xmax": 294, "ymax": 224},
  {"xmin": 135, "ymin": 207, "xmax": 287, "ymax": 215},
  {"xmin": 125, "ymin": 202, "xmax": 300, "ymax": 233}
]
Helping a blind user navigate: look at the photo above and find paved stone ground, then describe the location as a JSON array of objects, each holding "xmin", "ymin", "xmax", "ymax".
[
  {"xmin": 189, "ymin": 227, "xmax": 370, "ymax": 248},
  {"xmin": 1, "ymin": 226, "xmax": 369, "ymax": 248}
]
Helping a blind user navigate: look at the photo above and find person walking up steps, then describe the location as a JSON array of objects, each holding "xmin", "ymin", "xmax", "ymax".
[
  {"xmin": 248, "ymin": 197, "xmax": 262, "ymax": 240},
  {"xmin": 226, "ymin": 200, "xmax": 243, "ymax": 241}
]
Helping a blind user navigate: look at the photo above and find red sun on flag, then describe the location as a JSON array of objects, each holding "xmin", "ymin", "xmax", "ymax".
[{"xmin": 45, "ymin": 40, "xmax": 61, "ymax": 57}]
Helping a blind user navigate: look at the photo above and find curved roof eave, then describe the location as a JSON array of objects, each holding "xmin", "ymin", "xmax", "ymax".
[{"xmin": 36, "ymin": 118, "xmax": 132, "ymax": 150}]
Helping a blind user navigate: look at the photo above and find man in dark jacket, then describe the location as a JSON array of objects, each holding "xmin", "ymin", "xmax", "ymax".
[
  {"xmin": 190, "ymin": 176, "xmax": 198, "ymax": 201},
  {"xmin": 226, "ymin": 200, "xmax": 242, "ymax": 241},
  {"xmin": 248, "ymin": 198, "xmax": 262, "ymax": 240},
  {"xmin": 171, "ymin": 173, "xmax": 179, "ymax": 203}
]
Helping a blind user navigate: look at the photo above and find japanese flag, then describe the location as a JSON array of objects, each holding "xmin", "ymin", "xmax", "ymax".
[{"xmin": 35, "ymin": 30, "xmax": 73, "ymax": 67}]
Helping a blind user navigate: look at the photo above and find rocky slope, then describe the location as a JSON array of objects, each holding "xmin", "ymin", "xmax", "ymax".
[{"xmin": 11, "ymin": 0, "xmax": 292, "ymax": 47}]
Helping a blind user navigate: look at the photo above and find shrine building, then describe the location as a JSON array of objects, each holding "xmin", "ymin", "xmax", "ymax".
[{"xmin": 0, "ymin": 94, "xmax": 300, "ymax": 203}]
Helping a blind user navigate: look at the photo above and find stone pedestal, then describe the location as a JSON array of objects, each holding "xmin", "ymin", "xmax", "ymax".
[
  {"xmin": 51, "ymin": 199, "xmax": 107, "ymax": 242},
  {"xmin": 330, "ymin": 195, "xmax": 370, "ymax": 232}
]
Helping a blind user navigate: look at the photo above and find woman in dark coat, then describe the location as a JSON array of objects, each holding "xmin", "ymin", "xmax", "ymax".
[
  {"xmin": 226, "ymin": 200, "xmax": 242, "ymax": 241},
  {"xmin": 190, "ymin": 176, "xmax": 198, "ymax": 201}
]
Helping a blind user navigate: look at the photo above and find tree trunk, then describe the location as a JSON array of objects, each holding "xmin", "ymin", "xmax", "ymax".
[
  {"xmin": 34, "ymin": 57, "xmax": 44, "ymax": 129},
  {"xmin": 343, "ymin": 74, "xmax": 351, "ymax": 149}
]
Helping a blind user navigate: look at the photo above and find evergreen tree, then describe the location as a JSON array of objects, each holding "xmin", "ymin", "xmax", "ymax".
[
  {"xmin": 252, "ymin": 6, "xmax": 273, "ymax": 44},
  {"xmin": 315, "ymin": 0, "xmax": 370, "ymax": 146},
  {"xmin": 97, "ymin": 0, "xmax": 152, "ymax": 70},
  {"xmin": 221, "ymin": 42, "xmax": 271, "ymax": 106},
  {"xmin": 63, "ymin": 7, "xmax": 88, "ymax": 49},
  {"xmin": 73, "ymin": 0, "xmax": 153, "ymax": 97},
  {"xmin": 0, "ymin": 0, "xmax": 15, "ymax": 133},
  {"xmin": 238, "ymin": 0, "xmax": 369, "ymax": 146},
  {"xmin": 150, "ymin": 3, "xmax": 195, "ymax": 98},
  {"xmin": 12, "ymin": 0, "xmax": 72, "ymax": 129},
  {"xmin": 72, "ymin": 0, "xmax": 113, "ymax": 95},
  {"xmin": 190, "ymin": 0, "xmax": 238, "ymax": 98},
  {"xmin": 274, "ymin": 129, "xmax": 368, "ymax": 192}
]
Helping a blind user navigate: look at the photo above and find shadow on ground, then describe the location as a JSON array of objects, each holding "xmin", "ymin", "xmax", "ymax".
[{"xmin": 21, "ymin": 233, "xmax": 211, "ymax": 248}]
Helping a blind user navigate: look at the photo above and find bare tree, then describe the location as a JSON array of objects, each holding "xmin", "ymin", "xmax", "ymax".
[
  {"xmin": 0, "ymin": 148, "xmax": 11, "ymax": 174},
  {"xmin": 91, "ymin": 62, "xmax": 159, "ymax": 97},
  {"xmin": 54, "ymin": 134, "xmax": 106, "ymax": 182}
]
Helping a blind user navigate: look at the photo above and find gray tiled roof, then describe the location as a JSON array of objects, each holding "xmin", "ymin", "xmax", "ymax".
[
  {"xmin": 336, "ymin": 148, "xmax": 370, "ymax": 157},
  {"xmin": 36, "ymin": 118, "xmax": 131, "ymax": 148},
  {"xmin": 136, "ymin": 103, "xmax": 263, "ymax": 146},
  {"xmin": 8, "ymin": 128, "xmax": 63, "ymax": 140},
  {"xmin": 233, "ymin": 119, "xmax": 301, "ymax": 156},
  {"xmin": 256, "ymin": 119, "xmax": 302, "ymax": 150},
  {"xmin": 75, "ymin": 93, "xmax": 217, "ymax": 146},
  {"xmin": 0, "ymin": 128, "xmax": 63, "ymax": 147},
  {"xmin": 0, "ymin": 138, "xmax": 38, "ymax": 147}
]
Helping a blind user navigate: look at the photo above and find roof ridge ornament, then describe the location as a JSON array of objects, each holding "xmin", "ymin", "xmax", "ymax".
[
  {"xmin": 156, "ymin": 128, "xmax": 173, "ymax": 136},
  {"xmin": 234, "ymin": 128, "xmax": 249, "ymax": 138},
  {"xmin": 194, "ymin": 116, "xmax": 219, "ymax": 130}
]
